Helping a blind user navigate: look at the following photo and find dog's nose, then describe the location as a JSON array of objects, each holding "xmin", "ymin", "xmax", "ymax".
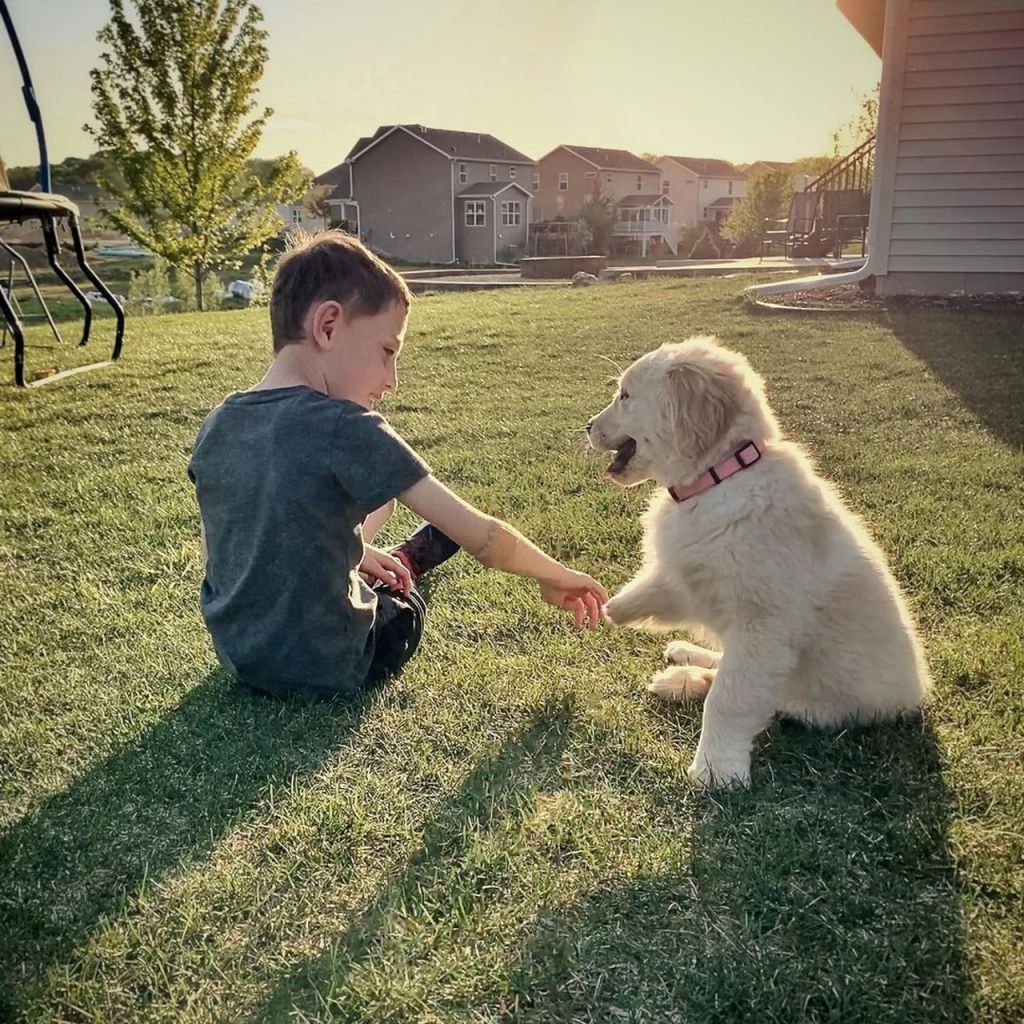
[{"xmin": 585, "ymin": 418, "xmax": 594, "ymax": 433}]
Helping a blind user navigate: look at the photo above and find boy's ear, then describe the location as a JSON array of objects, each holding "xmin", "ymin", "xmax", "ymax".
[{"xmin": 310, "ymin": 300, "xmax": 344, "ymax": 349}]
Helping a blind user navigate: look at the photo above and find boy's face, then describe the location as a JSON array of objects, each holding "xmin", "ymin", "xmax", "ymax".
[{"xmin": 317, "ymin": 300, "xmax": 408, "ymax": 410}]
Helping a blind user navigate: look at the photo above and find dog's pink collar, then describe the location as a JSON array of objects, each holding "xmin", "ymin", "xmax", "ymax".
[{"xmin": 668, "ymin": 442, "xmax": 763, "ymax": 503}]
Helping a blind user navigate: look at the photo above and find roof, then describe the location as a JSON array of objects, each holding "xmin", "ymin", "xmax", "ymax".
[
  {"xmin": 557, "ymin": 146, "xmax": 659, "ymax": 173},
  {"xmin": 457, "ymin": 181, "xmax": 533, "ymax": 198},
  {"xmin": 747, "ymin": 160, "xmax": 792, "ymax": 171},
  {"xmin": 345, "ymin": 124, "xmax": 535, "ymax": 164},
  {"xmin": 708, "ymin": 196, "xmax": 737, "ymax": 208},
  {"xmin": 663, "ymin": 156, "xmax": 745, "ymax": 178},
  {"xmin": 836, "ymin": 0, "xmax": 884, "ymax": 56},
  {"xmin": 314, "ymin": 161, "xmax": 350, "ymax": 197},
  {"xmin": 617, "ymin": 193, "xmax": 672, "ymax": 207}
]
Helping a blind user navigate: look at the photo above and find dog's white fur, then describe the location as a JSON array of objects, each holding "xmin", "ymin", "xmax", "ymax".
[{"xmin": 588, "ymin": 336, "xmax": 931, "ymax": 788}]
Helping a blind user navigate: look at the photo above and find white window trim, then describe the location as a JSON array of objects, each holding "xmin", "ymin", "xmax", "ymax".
[
  {"xmin": 558, "ymin": 172, "xmax": 568, "ymax": 191},
  {"xmin": 489, "ymin": 164, "xmax": 497, "ymax": 182},
  {"xmin": 532, "ymin": 172, "xmax": 540, "ymax": 190},
  {"xmin": 465, "ymin": 200, "xmax": 486, "ymax": 227},
  {"xmin": 509, "ymin": 166, "xmax": 516, "ymax": 179},
  {"xmin": 458, "ymin": 162, "xmax": 467, "ymax": 185},
  {"xmin": 501, "ymin": 200, "xmax": 521, "ymax": 226}
]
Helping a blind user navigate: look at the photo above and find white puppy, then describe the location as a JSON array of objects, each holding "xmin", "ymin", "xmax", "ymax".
[{"xmin": 588, "ymin": 336, "xmax": 931, "ymax": 788}]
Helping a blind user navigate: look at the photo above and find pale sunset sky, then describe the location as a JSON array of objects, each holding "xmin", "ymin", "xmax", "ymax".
[{"xmin": 2, "ymin": 0, "xmax": 880, "ymax": 174}]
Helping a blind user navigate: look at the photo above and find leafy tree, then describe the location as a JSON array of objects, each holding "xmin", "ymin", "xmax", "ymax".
[
  {"xmin": 578, "ymin": 188, "xmax": 617, "ymax": 255},
  {"xmin": 86, "ymin": 0, "xmax": 310, "ymax": 310},
  {"xmin": 722, "ymin": 166, "xmax": 793, "ymax": 249},
  {"xmin": 832, "ymin": 83, "xmax": 880, "ymax": 157}
]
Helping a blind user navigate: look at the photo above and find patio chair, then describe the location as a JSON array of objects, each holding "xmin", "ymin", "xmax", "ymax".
[{"xmin": 760, "ymin": 191, "xmax": 820, "ymax": 260}]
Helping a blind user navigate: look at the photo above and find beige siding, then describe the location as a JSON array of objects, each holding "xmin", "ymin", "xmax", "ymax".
[{"xmin": 874, "ymin": 0, "xmax": 1024, "ymax": 293}]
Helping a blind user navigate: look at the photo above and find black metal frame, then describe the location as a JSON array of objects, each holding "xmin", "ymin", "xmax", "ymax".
[{"xmin": 1, "ymin": 0, "xmax": 126, "ymax": 387}]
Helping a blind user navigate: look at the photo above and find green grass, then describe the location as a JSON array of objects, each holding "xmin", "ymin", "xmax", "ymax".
[{"xmin": 0, "ymin": 278, "xmax": 1021, "ymax": 1023}]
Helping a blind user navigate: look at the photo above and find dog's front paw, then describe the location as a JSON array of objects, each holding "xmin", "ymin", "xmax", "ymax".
[
  {"xmin": 687, "ymin": 751, "xmax": 751, "ymax": 789},
  {"xmin": 604, "ymin": 592, "xmax": 629, "ymax": 625},
  {"xmin": 648, "ymin": 665, "xmax": 714, "ymax": 702},
  {"xmin": 664, "ymin": 639, "xmax": 721, "ymax": 669}
]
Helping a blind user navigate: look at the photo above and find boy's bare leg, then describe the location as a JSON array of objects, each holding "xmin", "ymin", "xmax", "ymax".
[{"xmin": 363, "ymin": 500, "xmax": 396, "ymax": 544}]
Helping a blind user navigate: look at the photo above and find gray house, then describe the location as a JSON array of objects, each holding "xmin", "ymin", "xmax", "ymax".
[
  {"xmin": 838, "ymin": 0, "xmax": 1024, "ymax": 294},
  {"xmin": 317, "ymin": 124, "xmax": 536, "ymax": 265}
]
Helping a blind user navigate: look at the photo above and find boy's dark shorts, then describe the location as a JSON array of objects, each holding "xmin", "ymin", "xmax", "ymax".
[{"xmin": 236, "ymin": 586, "xmax": 426, "ymax": 702}]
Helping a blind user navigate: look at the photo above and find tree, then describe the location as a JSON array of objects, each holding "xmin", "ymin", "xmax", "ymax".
[
  {"xmin": 86, "ymin": 0, "xmax": 310, "ymax": 310},
  {"xmin": 831, "ymin": 84, "xmax": 880, "ymax": 157},
  {"xmin": 578, "ymin": 188, "xmax": 617, "ymax": 255},
  {"xmin": 722, "ymin": 166, "xmax": 793, "ymax": 251}
]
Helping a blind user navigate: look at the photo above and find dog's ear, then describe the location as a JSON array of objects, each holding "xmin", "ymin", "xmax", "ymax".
[{"xmin": 666, "ymin": 360, "xmax": 739, "ymax": 461}]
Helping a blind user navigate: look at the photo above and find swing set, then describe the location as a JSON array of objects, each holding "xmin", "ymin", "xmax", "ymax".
[{"xmin": 0, "ymin": 0, "xmax": 125, "ymax": 387}]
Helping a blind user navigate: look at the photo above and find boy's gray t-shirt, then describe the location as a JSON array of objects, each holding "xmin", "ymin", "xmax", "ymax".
[{"xmin": 188, "ymin": 385, "xmax": 430, "ymax": 697}]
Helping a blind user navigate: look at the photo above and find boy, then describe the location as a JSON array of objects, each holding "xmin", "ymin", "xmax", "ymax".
[{"xmin": 189, "ymin": 230, "xmax": 607, "ymax": 700}]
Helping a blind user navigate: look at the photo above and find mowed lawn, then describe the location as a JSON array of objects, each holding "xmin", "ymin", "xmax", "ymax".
[{"xmin": 0, "ymin": 277, "xmax": 1021, "ymax": 1023}]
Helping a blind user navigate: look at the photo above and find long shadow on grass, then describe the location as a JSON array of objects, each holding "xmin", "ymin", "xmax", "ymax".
[
  {"xmin": 0, "ymin": 668, "xmax": 374, "ymax": 1012},
  {"xmin": 493, "ymin": 713, "xmax": 970, "ymax": 1024},
  {"xmin": 251, "ymin": 697, "xmax": 575, "ymax": 1023},
  {"xmin": 889, "ymin": 308, "xmax": 1024, "ymax": 449}
]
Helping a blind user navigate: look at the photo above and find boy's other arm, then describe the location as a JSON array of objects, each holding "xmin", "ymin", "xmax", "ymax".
[{"xmin": 398, "ymin": 475, "xmax": 607, "ymax": 624}]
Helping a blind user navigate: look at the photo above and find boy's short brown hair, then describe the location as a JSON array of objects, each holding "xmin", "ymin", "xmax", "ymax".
[{"xmin": 270, "ymin": 230, "xmax": 412, "ymax": 352}]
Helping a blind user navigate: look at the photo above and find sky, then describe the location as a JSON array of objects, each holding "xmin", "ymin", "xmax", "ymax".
[{"xmin": 1, "ymin": 0, "xmax": 881, "ymax": 175}]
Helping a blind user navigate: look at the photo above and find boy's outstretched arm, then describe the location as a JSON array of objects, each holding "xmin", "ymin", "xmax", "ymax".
[{"xmin": 398, "ymin": 475, "xmax": 608, "ymax": 628}]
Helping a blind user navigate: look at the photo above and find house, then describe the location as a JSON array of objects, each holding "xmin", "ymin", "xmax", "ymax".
[
  {"xmin": 742, "ymin": 160, "xmax": 793, "ymax": 178},
  {"xmin": 656, "ymin": 156, "xmax": 747, "ymax": 231},
  {"xmin": 275, "ymin": 184, "xmax": 330, "ymax": 236},
  {"xmin": 316, "ymin": 124, "xmax": 535, "ymax": 265},
  {"xmin": 835, "ymin": 0, "xmax": 1024, "ymax": 294},
  {"xmin": 533, "ymin": 146, "xmax": 676, "ymax": 255}
]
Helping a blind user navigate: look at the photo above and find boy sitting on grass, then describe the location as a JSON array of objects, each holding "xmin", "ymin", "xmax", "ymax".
[{"xmin": 189, "ymin": 230, "xmax": 607, "ymax": 700}]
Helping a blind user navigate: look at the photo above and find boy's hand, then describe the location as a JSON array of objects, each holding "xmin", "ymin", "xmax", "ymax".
[
  {"xmin": 360, "ymin": 545, "xmax": 413, "ymax": 595},
  {"xmin": 539, "ymin": 569, "xmax": 608, "ymax": 630}
]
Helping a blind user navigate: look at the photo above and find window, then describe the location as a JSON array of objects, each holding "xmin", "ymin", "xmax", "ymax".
[
  {"xmin": 558, "ymin": 172, "xmax": 568, "ymax": 191},
  {"xmin": 489, "ymin": 164, "xmax": 497, "ymax": 182},
  {"xmin": 465, "ymin": 200, "xmax": 485, "ymax": 226},
  {"xmin": 509, "ymin": 166, "xmax": 516, "ymax": 180},
  {"xmin": 661, "ymin": 179, "xmax": 670, "ymax": 194},
  {"xmin": 291, "ymin": 207, "xmax": 303, "ymax": 225},
  {"xmin": 636, "ymin": 175, "xmax": 643, "ymax": 191},
  {"xmin": 458, "ymin": 162, "xmax": 467, "ymax": 184},
  {"xmin": 702, "ymin": 179, "xmax": 708, "ymax": 189},
  {"xmin": 532, "ymin": 172, "xmax": 540, "ymax": 190},
  {"xmin": 703, "ymin": 207, "xmax": 708, "ymax": 218},
  {"xmin": 728, "ymin": 180, "xmax": 733, "ymax": 195},
  {"xmin": 501, "ymin": 200, "xmax": 521, "ymax": 226},
  {"xmin": 605, "ymin": 173, "xmax": 612, "ymax": 183}
]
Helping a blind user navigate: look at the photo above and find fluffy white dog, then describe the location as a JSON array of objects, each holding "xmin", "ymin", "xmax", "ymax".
[{"xmin": 588, "ymin": 336, "xmax": 931, "ymax": 788}]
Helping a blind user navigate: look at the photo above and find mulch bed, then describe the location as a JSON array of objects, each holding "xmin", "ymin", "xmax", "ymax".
[{"xmin": 753, "ymin": 283, "xmax": 1024, "ymax": 313}]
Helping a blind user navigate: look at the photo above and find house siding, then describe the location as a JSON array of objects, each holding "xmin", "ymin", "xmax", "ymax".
[
  {"xmin": 873, "ymin": 0, "xmax": 1024, "ymax": 294},
  {"xmin": 352, "ymin": 129, "xmax": 454, "ymax": 264},
  {"xmin": 533, "ymin": 149, "xmax": 602, "ymax": 221},
  {"xmin": 657, "ymin": 159, "xmax": 746, "ymax": 229},
  {"xmin": 454, "ymin": 186, "xmax": 531, "ymax": 265}
]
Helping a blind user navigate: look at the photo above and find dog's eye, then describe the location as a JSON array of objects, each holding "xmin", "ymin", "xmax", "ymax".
[{"xmin": 618, "ymin": 390, "xmax": 629, "ymax": 402}]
